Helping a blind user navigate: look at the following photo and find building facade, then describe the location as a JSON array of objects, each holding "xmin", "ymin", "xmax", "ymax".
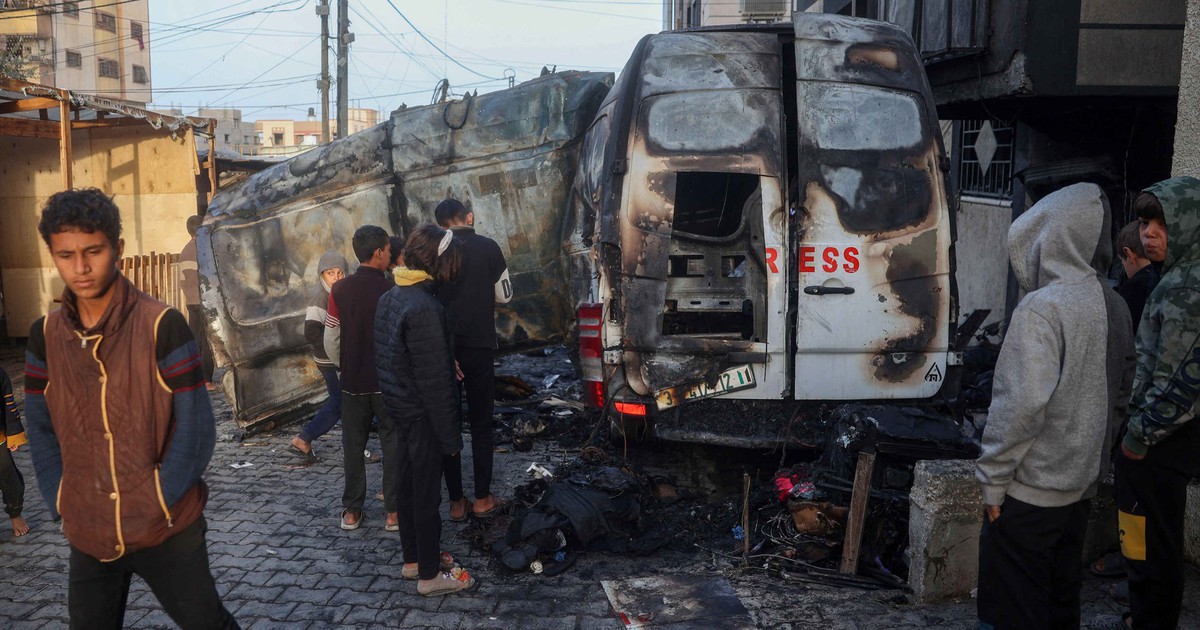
[
  {"xmin": 663, "ymin": 0, "xmax": 876, "ymax": 29},
  {"xmin": 0, "ymin": 0, "xmax": 151, "ymax": 106},
  {"xmin": 254, "ymin": 107, "xmax": 379, "ymax": 156},
  {"xmin": 199, "ymin": 107, "xmax": 259, "ymax": 155}
]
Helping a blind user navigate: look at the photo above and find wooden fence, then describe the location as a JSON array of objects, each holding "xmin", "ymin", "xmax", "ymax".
[{"xmin": 118, "ymin": 252, "xmax": 185, "ymax": 314}]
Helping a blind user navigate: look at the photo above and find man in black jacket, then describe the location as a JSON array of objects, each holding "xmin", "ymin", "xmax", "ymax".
[
  {"xmin": 434, "ymin": 199, "xmax": 512, "ymax": 520},
  {"xmin": 324, "ymin": 226, "xmax": 397, "ymax": 531}
]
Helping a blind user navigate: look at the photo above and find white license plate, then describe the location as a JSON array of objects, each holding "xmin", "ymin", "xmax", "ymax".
[{"xmin": 655, "ymin": 364, "xmax": 756, "ymax": 411}]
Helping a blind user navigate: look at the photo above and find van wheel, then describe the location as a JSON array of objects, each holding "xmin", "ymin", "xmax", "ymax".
[{"xmin": 609, "ymin": 415, "xmax": 650, "ymax": 446}]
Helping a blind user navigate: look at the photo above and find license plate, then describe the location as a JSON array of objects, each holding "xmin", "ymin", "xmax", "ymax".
[{"xmin": 655, "ymin": 365, "xmax": 756, "ymax": 411}]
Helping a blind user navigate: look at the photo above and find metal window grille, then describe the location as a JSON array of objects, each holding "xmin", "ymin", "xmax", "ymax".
[
  {"xmin": 63, "ymin": 2, "xmax": 79, "ymax": 17},
  {"xmin": 132, "ymin": 64, "xmax": 147, "ymax": 84},
  {"xmin": 97, "ymin": 58, "xmax": 118, "ymax": 78},
  {"xmin": 66, "ymin": 49, "xmax": 81, "ymax": 67},
  {"xmin": 957, "ymin": 119, "xmax": 1014, "ymax": 199},
  {"xmin": 95, "ymin": 11, "xmax": 116, "ymax": 32}
]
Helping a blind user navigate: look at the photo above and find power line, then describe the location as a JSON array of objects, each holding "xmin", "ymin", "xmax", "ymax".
[{"xmin": 383, "ymin": 0, "xmax": 502, "ymax": 81}]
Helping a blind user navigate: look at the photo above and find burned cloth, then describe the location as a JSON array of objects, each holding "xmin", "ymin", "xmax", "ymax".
[{"xmin": 493, "ymin": 472, "xmax": 641, "ymax": 568}]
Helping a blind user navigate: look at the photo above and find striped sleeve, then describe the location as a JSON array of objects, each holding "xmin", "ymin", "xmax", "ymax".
[
  {"xmin": 323, "ymin": 291, "xmax": 341, "ymax": 368},
  {"xmin": 23, "ymin": 317, "xmax": 60, "ymax": 520},
  {"xmin": 155, "ymin": 309, "xmax": 216, "ymax": 508}
]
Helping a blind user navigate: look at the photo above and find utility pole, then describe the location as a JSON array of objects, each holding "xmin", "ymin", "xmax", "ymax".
[
  {"xmin": 336, "ymin": 0, "xmax": 352, "ymax": 139},
  {"xmin": 317, "ymin": 0, "xmax": 331, "ymax": 144}
]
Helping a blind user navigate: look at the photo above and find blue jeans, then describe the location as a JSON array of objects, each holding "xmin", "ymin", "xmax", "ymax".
[{"xmin": 299, "ymin": 365, "xmax": 341, "ymax": 444}]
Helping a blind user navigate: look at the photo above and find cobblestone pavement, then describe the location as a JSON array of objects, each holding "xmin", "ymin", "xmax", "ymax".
[{"xmin": 0, "ymin": 345, "xmax": 1197, "ymax": 629}]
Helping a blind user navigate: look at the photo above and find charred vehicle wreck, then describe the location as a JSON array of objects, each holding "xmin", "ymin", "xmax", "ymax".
[
  {"xmin": 573, "ymin": 15, "xmax": 970, "ymax": 452},
  {"xmin": 200, "ymin": 14, "xmax": 976, "ymax": 463},
  {"xmin": 199, "ymin": 71, "xmax": 614, "ymax": 428}
]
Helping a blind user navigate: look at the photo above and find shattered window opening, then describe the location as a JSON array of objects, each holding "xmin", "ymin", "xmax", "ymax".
[{"xmin": 672, "ymin": 172, "xmax": 759, "ymax": 241}]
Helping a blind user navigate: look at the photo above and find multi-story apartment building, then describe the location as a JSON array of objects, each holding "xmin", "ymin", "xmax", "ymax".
[
  {"xmin": 663, "ymin": 0, "xmax": 875, "ymax": 29},
  {"xmin": 200, "ymin": 107, "xmax": 260, "ymax": 155},
  {"xmin": 255, "ymin": 107, "xmax": 379, "ymax": 156},
  {"xmin": 0, "ymin": 0, "xmax": 151, "ymax": 106}
]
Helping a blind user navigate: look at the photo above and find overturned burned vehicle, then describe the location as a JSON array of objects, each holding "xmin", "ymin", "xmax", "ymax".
[
  {"xmin": 201, "ymin": 14, "xmax": 964, "ymax": 450},
  {"xmin": 199, "ymin": 71, "xmax": 613, "ymax": 427}
]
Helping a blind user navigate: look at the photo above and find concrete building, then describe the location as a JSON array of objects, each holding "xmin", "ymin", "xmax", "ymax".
[
  {"xmin": 663, "ymin": 0, "xmax": 878, "ymax": 29},
  {"xmin": 254, "ymin": 107, "xmax": 378, "ymax": 156},
  {"xmin": 0, "ymin": 0, "xmax": 151, "ymax": 106},
  {"xmin": 200, "ymin": 107, "xmax": 259, "ymax": 156}
]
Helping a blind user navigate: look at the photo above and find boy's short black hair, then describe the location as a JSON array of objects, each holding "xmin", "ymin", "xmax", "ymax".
[
  {"xmin": 351, "ymin": 225, "xmax": 389, "ymax": 263},
  {"xmin": 388, "ymin": 235, "xmax": 405, "ymax": 267},
  {"xmin": 38, "ymin": 188, "xmax": 122, "ymax": 248},
  {"xmin": 433, "ymin": 198, "xmax": 469, "ymax": 228},
  {"xmin": 1134, "ymin": 191, "xmax": 1165, "ymax": 222},
  {"xmin": 1117, "ymin": 220, "xmax": 1147, "ymax": 261}
]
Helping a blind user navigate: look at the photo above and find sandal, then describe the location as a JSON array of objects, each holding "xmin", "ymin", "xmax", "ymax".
[
  {"xmin": 449, "ymin": 498, "xmax": 473, "ymax": 523},
  {"xmin": 339, "ymin": 508, "xmax": 364, "ymax": 531},
  {"xmin": 1090, "ymin": 551, "xmax": 1126, "ymax": 577},
  {"xmin": 417, "ymin": 568, "xmax": 475, "ymax": 596},
  {"xmin": 402, "ymin": 552, "xmax": 457, "ymax": 580},
  {"xmin": 385, "ymin": 512, "xmax": 399, "ymax": 532},
  {"xmin": 286, "ymin": 443, "xmax": 318, "ymax": 464},
  {"xmin": 472, "ymin": 495, "xmax": 508, "ymax": 518}
]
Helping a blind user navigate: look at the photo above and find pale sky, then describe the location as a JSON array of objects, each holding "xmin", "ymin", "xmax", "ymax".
[{"xmin": 148, "ymin": 0, "xmax": 665, "ymax": 122}]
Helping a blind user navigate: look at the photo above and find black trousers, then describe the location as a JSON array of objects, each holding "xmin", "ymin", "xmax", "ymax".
[
  {"xmin": 0, "ymin": 441, "xmax": 23, "ymax": 518},
  {"xmin": 341, "ymin": 393, "xmax": 398, "ymax": 513},
  {"xmin": 443, "ymin": 346, "xmax": 494, "ymax": 501},
  {"xmin": 1117, "ymin": 452, "xmax": 1191, "ymax": 629},
  {"xmin": 395, "ymin": 417, "xmax": 444, "ymax": 579},
  {"xmin": 68, "ymin": 516, "xmax": 237, "ymax": 630},
  {"xmin": 977, "ymin": 497, "xmax": 1089, "ymax": 630}
]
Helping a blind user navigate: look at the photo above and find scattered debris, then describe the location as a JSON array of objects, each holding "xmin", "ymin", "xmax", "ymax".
[
  {"xmin": 495, "ymin": 375, "xmax": 536, "ymax": 400},
  {"xmin": 601, "ymin": 575, "xmax": 755, "ymax": 630},
  {"xmin": 230, "ymin": 461, "xmax": 254, "ymax": 469}
]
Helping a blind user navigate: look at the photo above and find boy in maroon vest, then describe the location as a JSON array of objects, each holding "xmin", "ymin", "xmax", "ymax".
[{"xmin": 24, "ymin": 189, "xmax": 237, "ymax": 629}]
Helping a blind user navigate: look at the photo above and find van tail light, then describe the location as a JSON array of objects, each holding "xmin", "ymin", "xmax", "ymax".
[
  {"xmin": 578, "ymin": 302, "xmax": 604, "ymax": 408},
  {"xmin": 614, "ymin": 401, "xmax": 647, "ymax": 416}
]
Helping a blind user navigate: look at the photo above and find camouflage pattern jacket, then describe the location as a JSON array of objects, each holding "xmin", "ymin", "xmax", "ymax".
[{"xmin": 1124, "ymin": 175, "xmax": 1200, "ymax": 465}]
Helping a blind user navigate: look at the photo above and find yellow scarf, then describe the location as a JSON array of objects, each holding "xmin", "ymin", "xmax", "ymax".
[{"xmin": 393, "ymin": 266, "xmax": 432, "ymax": 287}]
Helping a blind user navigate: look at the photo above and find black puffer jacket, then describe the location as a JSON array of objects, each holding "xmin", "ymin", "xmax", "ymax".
[{"xmin": 374, "ymin": 280, "xmax": 463, "ymax": 455}]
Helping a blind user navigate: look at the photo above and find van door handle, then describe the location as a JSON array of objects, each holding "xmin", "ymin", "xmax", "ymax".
[{"xmin": 804, "ymin": 285, "xmax": 855, "ymax": 296}]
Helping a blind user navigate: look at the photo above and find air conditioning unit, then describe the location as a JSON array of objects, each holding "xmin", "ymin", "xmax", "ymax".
[{"xmin": 740, "ymin": 0, "xmax": 786, "ymax": 17}]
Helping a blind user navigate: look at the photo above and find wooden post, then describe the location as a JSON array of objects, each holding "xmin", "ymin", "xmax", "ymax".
[
  {"xmin": 206, "ymin": 120, "xmax": 218, "ymax": 203},
  {"xmin": 741, "ymin": 473, "xmax": 751, "ymax": 567},
  {"xmin": 839, "ymin": 450, "xmax": 877, "ymax": 575},
  {"xmin": 58, "ymin": 95, "xmax": 72, "ymax": 190}
]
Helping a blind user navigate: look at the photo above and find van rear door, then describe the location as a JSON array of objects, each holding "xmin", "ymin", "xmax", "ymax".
[{"xmin": 791, "ymin": 15, "xmax": 954, "ymax": 400}]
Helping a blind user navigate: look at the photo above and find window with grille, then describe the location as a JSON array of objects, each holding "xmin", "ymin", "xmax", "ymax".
[
  {"xmin": 130, "ymin": 21, "xmax": 144, "ymax": 49},
  {"xmin": 66, "ymin": 50, "xmax": 81, "ymax": 68},
  {"xmin": 98, "ymin": 58, "xmax": 118, "ymax": 78},
  {"xmin": 957, "ymin": 119, "xmax": 1014, "ymax": 199},
  {"xmin": 63, "ymin": 2, "xmax": 79, "ymax": 17},
  {"xmin": 95, "ymin": 11, "xmax": 116, "ymax": 32},
  {"xmin": 132, "ymin": 64, "xmax": 147, "ymax": 84}
]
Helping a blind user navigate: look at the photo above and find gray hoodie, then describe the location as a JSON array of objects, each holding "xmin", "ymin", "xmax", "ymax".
[
  {"xmin": 976, "ymin": 183, "xmax": 1114, "ymax": 508},
  {"xmin": 305, "ymin": 251, "xmax": 348, "ymax": 366}
]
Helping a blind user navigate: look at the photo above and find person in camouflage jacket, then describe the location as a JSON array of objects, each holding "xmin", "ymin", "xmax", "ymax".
[{"xmin": 1112, "ymin": 175, "xmax": 1200, "ymax": 630}]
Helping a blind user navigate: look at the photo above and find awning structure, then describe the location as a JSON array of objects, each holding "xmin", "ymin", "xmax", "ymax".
[{"xmin": 0, "ymin": 77, "xmax": 218, "ymax": 201}]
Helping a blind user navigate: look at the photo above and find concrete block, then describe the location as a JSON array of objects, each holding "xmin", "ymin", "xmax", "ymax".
[
  {"xmin": 1187, "ymin": 483, "xmax": 1200, "ymax": 569},
  {"xmin": 908, "ymin": 459, "xmax": 982, "ymax": 604}
]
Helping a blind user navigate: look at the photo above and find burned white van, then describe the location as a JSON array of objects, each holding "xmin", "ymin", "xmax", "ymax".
[{"xmin": 570, "ymin": 15, "xmax": 957, "ymax": 446}]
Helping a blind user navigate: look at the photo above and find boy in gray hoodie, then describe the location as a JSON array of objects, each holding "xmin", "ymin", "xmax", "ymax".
[
  {"xmin": 289, "ymin": 250, "xmax": 348, "ymax": 461},
  {"xmin": 976, "ymin": 183, "xmax": 1126, "ymax": 630}
]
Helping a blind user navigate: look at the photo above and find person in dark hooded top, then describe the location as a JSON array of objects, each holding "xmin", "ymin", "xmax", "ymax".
[
  {"xmin": 975, "ymin": 183, "xmax": 1132, "ymax": 630},
  {"xmin": 1094, "ymin": 176, "xmax": 1200, "ymax": 630},
  {"xmin": 289, "ymin": 251, "xmax": 348, "ymax": 462}
]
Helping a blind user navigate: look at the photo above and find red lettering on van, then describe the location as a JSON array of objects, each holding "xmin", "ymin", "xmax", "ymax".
[
  {"xmin": 843, "ymin": 247, "xmax": 860, "ymax": 273},
  {"xmin": 799, "ymin": 246, "xmax": 815, "ymax": 273},
  {"xmin": 822, "ymin": 247, "xmax": 838, "ymax": 273},
  {"xmin": 765, "ymin": 247, "xmax": 779, "ymax": 274}
]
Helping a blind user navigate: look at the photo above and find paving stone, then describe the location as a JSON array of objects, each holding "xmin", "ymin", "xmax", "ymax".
[
  {"xmin": 401, "ymin": 608, "xmax": 466, "ymax": 628},
  {"xmin": 231, "ymin": 599, "xmax": 298, "ymax": 621},
  {"xmin": 578, "ymin": 615, "xmax": 624, "ymax": 630}
]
